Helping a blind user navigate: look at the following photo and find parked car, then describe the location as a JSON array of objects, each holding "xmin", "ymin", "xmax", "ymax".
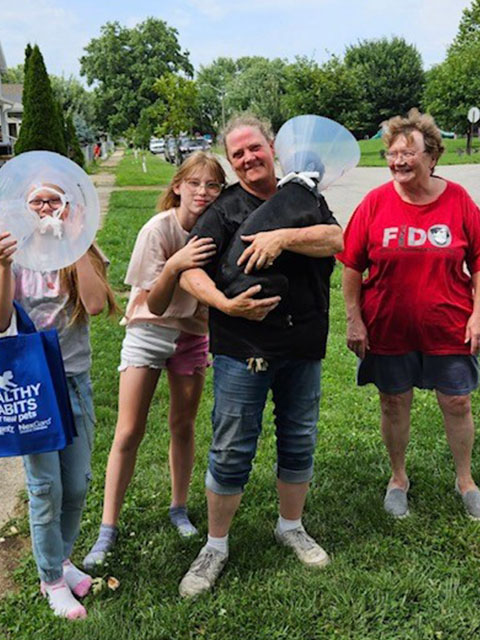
[
  {"xmin": 149, "ymin": 137, "xmax": 165, "ymax": 154},
  {"xmin": 178, "ymin": 137, "xmax": 209, "ymax": 160}
]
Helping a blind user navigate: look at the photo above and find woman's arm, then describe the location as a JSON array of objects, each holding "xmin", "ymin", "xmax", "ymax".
[
  {"xmin": 238, "ymin": 225, "xmax": 344, "ymax": 273},
  {"xmin": 342, "ymin": 266, "xmax": 369, "ymax": 359},
  {"xmin": 0, "ymin": 232, "xmax": 17, "ymax": 331},
  {"xmin": 75, "ymin": 251, "xmax": 108, "ymax": 316},
  {"xmin": 179, "ymin": 268, "xmax": 281, "ymax": 321},
  {"xmin": 465, "ymin": 272, "xmax": 480, "ymax": 355},
  {"xmin": 147, "ymin": 237, "xmax": 216, "ymax": 316}
]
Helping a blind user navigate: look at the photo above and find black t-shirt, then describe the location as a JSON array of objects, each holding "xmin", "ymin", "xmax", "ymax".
[{"xmin": 189, "ymin": 183, "xmax": 338, "ymax": 360}]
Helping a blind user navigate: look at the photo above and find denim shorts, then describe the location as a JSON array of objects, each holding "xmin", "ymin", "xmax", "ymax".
[
  {"xmin": 358, "ymin": 352, "xmax": 479, "ymax": 395},
  {"xmin": 206, "ymin": 355, "xmax": 321, "ymax": 495},
  {"xmin": 119, "ymin": 322, "xmax": 209, "ymax": 375}
]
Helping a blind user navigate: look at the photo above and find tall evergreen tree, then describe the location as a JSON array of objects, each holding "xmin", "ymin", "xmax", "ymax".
[{"xmin": 15, "ymin": 45, "xmax": 67, "ymax": 155}]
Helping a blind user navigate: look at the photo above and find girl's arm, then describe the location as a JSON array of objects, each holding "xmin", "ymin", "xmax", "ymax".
[
  {"xmin": 75, "ymin": 251, "xmax": 108, "ymax": 316},
  {"xmin": 147, "ymin": 236, "xmax": 216, "ymax": 316},
  {"xmin": 0, "ymin": 232, "xmax": 17, "ymax": 331}
]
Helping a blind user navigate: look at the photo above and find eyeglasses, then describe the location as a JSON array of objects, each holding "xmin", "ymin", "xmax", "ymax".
[
  {"xmin": 28, "ymin": 198, "xmax": 63, "ymax": 209},
  {"xmin": 385, "ymin": 150, "xmax": 428, "ymax": 161},
  {"xmin": 184, "ymin": 179, "xmax": 223, "ymax": 194}
]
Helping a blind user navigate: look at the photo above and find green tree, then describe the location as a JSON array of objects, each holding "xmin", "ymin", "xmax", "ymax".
[
  {"xmin": 65, "ymin": 114, "xmax": 85, "ymax": 167},
  {"xmin": 50, "ymin": 75, "xmax": 96, "ymax": 128},
  {"xmin": 1, "ymin": 64, "xmax": 24, "ymax": 83},
  {"xmin": 283, "ymin": 56, "xmax": 366, "ymax": 136},
  {"xmin": 80, "ymin": 18, "xmax": 192, "ymax": 135},
  {"xmin": 450, "ymin": 0, "xmax": 480, "ymax": 51},
  {"xmin": 225, "ymin": 57, "xmax": 288, "ymax": 132},
  {"xmin": 152, "ymin": 72, "xmax": 198, "ymax": 136},
  {"xmin": 344, "ymin": 37, "xmax": 425, "ymax": 137},
  {"xmin": 196, "ymin": 56, "xmax": 288, "ymax": 134},
  {"xmin": 423, "ymin": 1, "xmax": 480, "ymax": 133},
  {"xmin": 15, "ymin": 45, "xmax": 67, "ymax": 156},
  {"xmin": 423, "ymin": 41, "xmax": 480, "ymax": 133},
  {"xmin": 195, "ymin": 57, "xmax": 237, "ymax": 134}
]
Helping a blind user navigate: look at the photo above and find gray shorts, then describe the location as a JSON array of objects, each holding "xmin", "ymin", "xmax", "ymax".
[{"xmin": 357, "ymin": 352, "xmax": 479, "ymax": 396}]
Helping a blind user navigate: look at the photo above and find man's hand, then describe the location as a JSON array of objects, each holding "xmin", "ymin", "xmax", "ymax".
[
  {"xmin": 223, "ymin": 284, "xmax": 281, "ymax": 321},
  {"xmin": 237, "ymin": 230, "xmax": 286, "ymax": 274}
]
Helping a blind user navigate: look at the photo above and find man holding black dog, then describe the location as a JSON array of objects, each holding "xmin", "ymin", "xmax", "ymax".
[{"xmin": 178, "ymin": 114, "xmax": 343, "ymax": 597}]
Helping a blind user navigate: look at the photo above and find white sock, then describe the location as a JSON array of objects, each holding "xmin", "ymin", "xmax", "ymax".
[
  {"xmin": 62, "ymin": 559, "xmax": 92, "ymax": 597},
  {"xmin": 41, "ymin": 577, "xmax": 87, "ymax": 620},
  {"xmin": 206, "ymin": 534, "xmax": 229, "ymax": 555},
  {"xmin": 276, "ymin": 515, "xmax": 303, "ymax": 535}
]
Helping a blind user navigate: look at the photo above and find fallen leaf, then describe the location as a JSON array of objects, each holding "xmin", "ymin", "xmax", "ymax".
[{"xmin": 107, "ymin": 576, "xmax": 120, "ymax": 591}]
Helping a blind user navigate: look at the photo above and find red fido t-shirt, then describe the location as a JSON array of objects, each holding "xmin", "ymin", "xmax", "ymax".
[{"xmin": 337, "ymin": 180, "xmax": 480, "ymax": 355}]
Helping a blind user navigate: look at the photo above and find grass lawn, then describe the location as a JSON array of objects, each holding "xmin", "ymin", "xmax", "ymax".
[
  {"xmin": 2, "ymin": 160, "xmax": 480, "ymax": 639},
  {"xmin": 115, "ymin": 149, "xmax": 176, "ymax": 187},
  {"xmin": 358, "ymin": 137, "xmax": 480, "ymax": 167}
]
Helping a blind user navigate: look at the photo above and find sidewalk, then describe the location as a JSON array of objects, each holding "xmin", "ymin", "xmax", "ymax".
[{"xmin": 0, "ymin": 149, "xmax": 125, "ymax": 531}]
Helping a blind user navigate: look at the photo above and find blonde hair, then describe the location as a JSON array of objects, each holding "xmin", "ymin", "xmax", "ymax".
[
  {"xmin": 60, "ymin": 244, "xmax": 118, "ymax": 325},
  {"xmin": 221, "ymin": 113, "xmax": 274, "ymax": 157},
  {"xmin": 383, "ymin": 108, "xmax": 445, "ymax": 164},
  {"xmin": 157, "ymin": 152, "xmax": 226, "ymax": 211}
]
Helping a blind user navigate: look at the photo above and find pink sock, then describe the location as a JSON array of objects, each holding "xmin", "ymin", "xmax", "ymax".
[
  {"xmin": 41, "ymin": 577, "xmax": 87, "ymax": 620},
  {"xmin": 62, "ymin": 559, "xmax": 92, "ymax": 597}
]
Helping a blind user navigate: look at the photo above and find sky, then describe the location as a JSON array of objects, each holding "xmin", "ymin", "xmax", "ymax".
[{"xmin": 0, "ymin": 0, "xmax": 474, "ymax": 81}]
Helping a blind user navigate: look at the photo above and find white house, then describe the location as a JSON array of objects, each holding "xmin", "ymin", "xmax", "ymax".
[{"xmin": 0, "ymin": 42, "xmax": 23, "ymax": 162}]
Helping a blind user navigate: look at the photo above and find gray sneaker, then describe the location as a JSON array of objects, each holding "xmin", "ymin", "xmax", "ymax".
[
  {"xmin": 455, "ymin": 479, "xmax": 480, "ymax": 520},
  {"xmin": 274, "ymin": 527, "xmax": 330, "ymax": 568},
  {"xmin": 384, "ymin": 480, "xmax": 410, "ymax": 518},
  {"xmin": 179, "ymin": 545, "xmax": 228, "ymax": 598}
]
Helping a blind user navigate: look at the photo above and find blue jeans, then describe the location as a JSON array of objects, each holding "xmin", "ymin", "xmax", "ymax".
[
  {"xmin": 206, "ymin": 356, "xmax": 321, "ymax": 495},
  {"xmin": 23, "ymin": 372, "xmax": 95, "ymax": 583}
]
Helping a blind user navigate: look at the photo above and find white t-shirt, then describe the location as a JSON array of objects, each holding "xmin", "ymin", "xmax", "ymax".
[{"xmin": 121, "ymin": 209, "xmax": 207, "ymax": 336}]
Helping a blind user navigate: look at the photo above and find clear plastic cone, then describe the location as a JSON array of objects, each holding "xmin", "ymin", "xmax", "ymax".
[
  {"xmin": 0, "ymin": 151, "xmax": 100, "ymax": 271},
  {"xmin": 274, "ymin": 115, "xmax": 360, "ymax": 191}
]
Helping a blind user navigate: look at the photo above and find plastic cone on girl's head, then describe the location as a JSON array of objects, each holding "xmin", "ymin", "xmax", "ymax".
[
  {"xmin": 0, "ymin": 151, "xmax": 100, "ymax": 271},
  {"xmin": 274, "ymin": 115, "xmax": 360, "ymax": 191}
]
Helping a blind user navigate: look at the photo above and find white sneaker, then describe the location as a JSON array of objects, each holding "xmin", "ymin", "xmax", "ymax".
[
  {"xmin": 179, "ymin": 545, "xmax": 228, "ymax": 598},
  {"xmin": 274, "ymin": 526, "xmax": 330, "ymax": 568}
]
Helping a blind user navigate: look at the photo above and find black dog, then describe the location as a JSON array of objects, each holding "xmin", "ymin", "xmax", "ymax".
[{"xmin": 215, "ymin": 178, "xmax": 335, "ymax": 327}]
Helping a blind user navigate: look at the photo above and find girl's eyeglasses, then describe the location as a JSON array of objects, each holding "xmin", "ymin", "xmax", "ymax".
[{"xmin": 184, "ymin": 179, "xmax": 223, "ymax": 194}]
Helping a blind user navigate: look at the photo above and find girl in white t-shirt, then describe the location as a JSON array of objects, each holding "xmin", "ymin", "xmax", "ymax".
[{"xmin": 84, "ymin": 152, "xmax": 225, "ymax": 568}]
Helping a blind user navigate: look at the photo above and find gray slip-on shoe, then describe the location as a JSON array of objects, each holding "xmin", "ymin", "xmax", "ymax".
[
  {"xmin": 384, "ymin": 480, "xmax": 410, "ymax": 518},
  {"xmin": 455, "ymin": 479, "xmax": 480, "ymax": 520}
]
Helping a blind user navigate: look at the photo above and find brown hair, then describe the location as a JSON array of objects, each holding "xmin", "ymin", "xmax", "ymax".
[
  {"xmin": 221, "ymin": 113, "xmax": 274, "ymax": 157},
  {"xmin": 60, "ymin": 244, "xmax": 118, "ymax": 325},
  {"xmin": 383, "ymin": 108, "xmax": 445, "ymax": 165},
  {"xmin": 157, "ymin": 151, "xmax": 226, "ymax": 211}
]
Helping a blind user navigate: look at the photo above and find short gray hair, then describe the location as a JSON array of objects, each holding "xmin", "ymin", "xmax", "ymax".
[{"xmin": 221, "ymin": 112, "xmax": 274, "ymax": 156}]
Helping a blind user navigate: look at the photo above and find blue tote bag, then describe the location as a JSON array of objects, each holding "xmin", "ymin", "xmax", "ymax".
[{"xmin": 0, "ymin": 302, "xmax": 76, "ymax": 457}]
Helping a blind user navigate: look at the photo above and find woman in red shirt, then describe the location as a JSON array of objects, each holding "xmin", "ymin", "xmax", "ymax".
[{"xmin": 338, "ymin": 109, "xmax": 480, "ymax": 519}]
